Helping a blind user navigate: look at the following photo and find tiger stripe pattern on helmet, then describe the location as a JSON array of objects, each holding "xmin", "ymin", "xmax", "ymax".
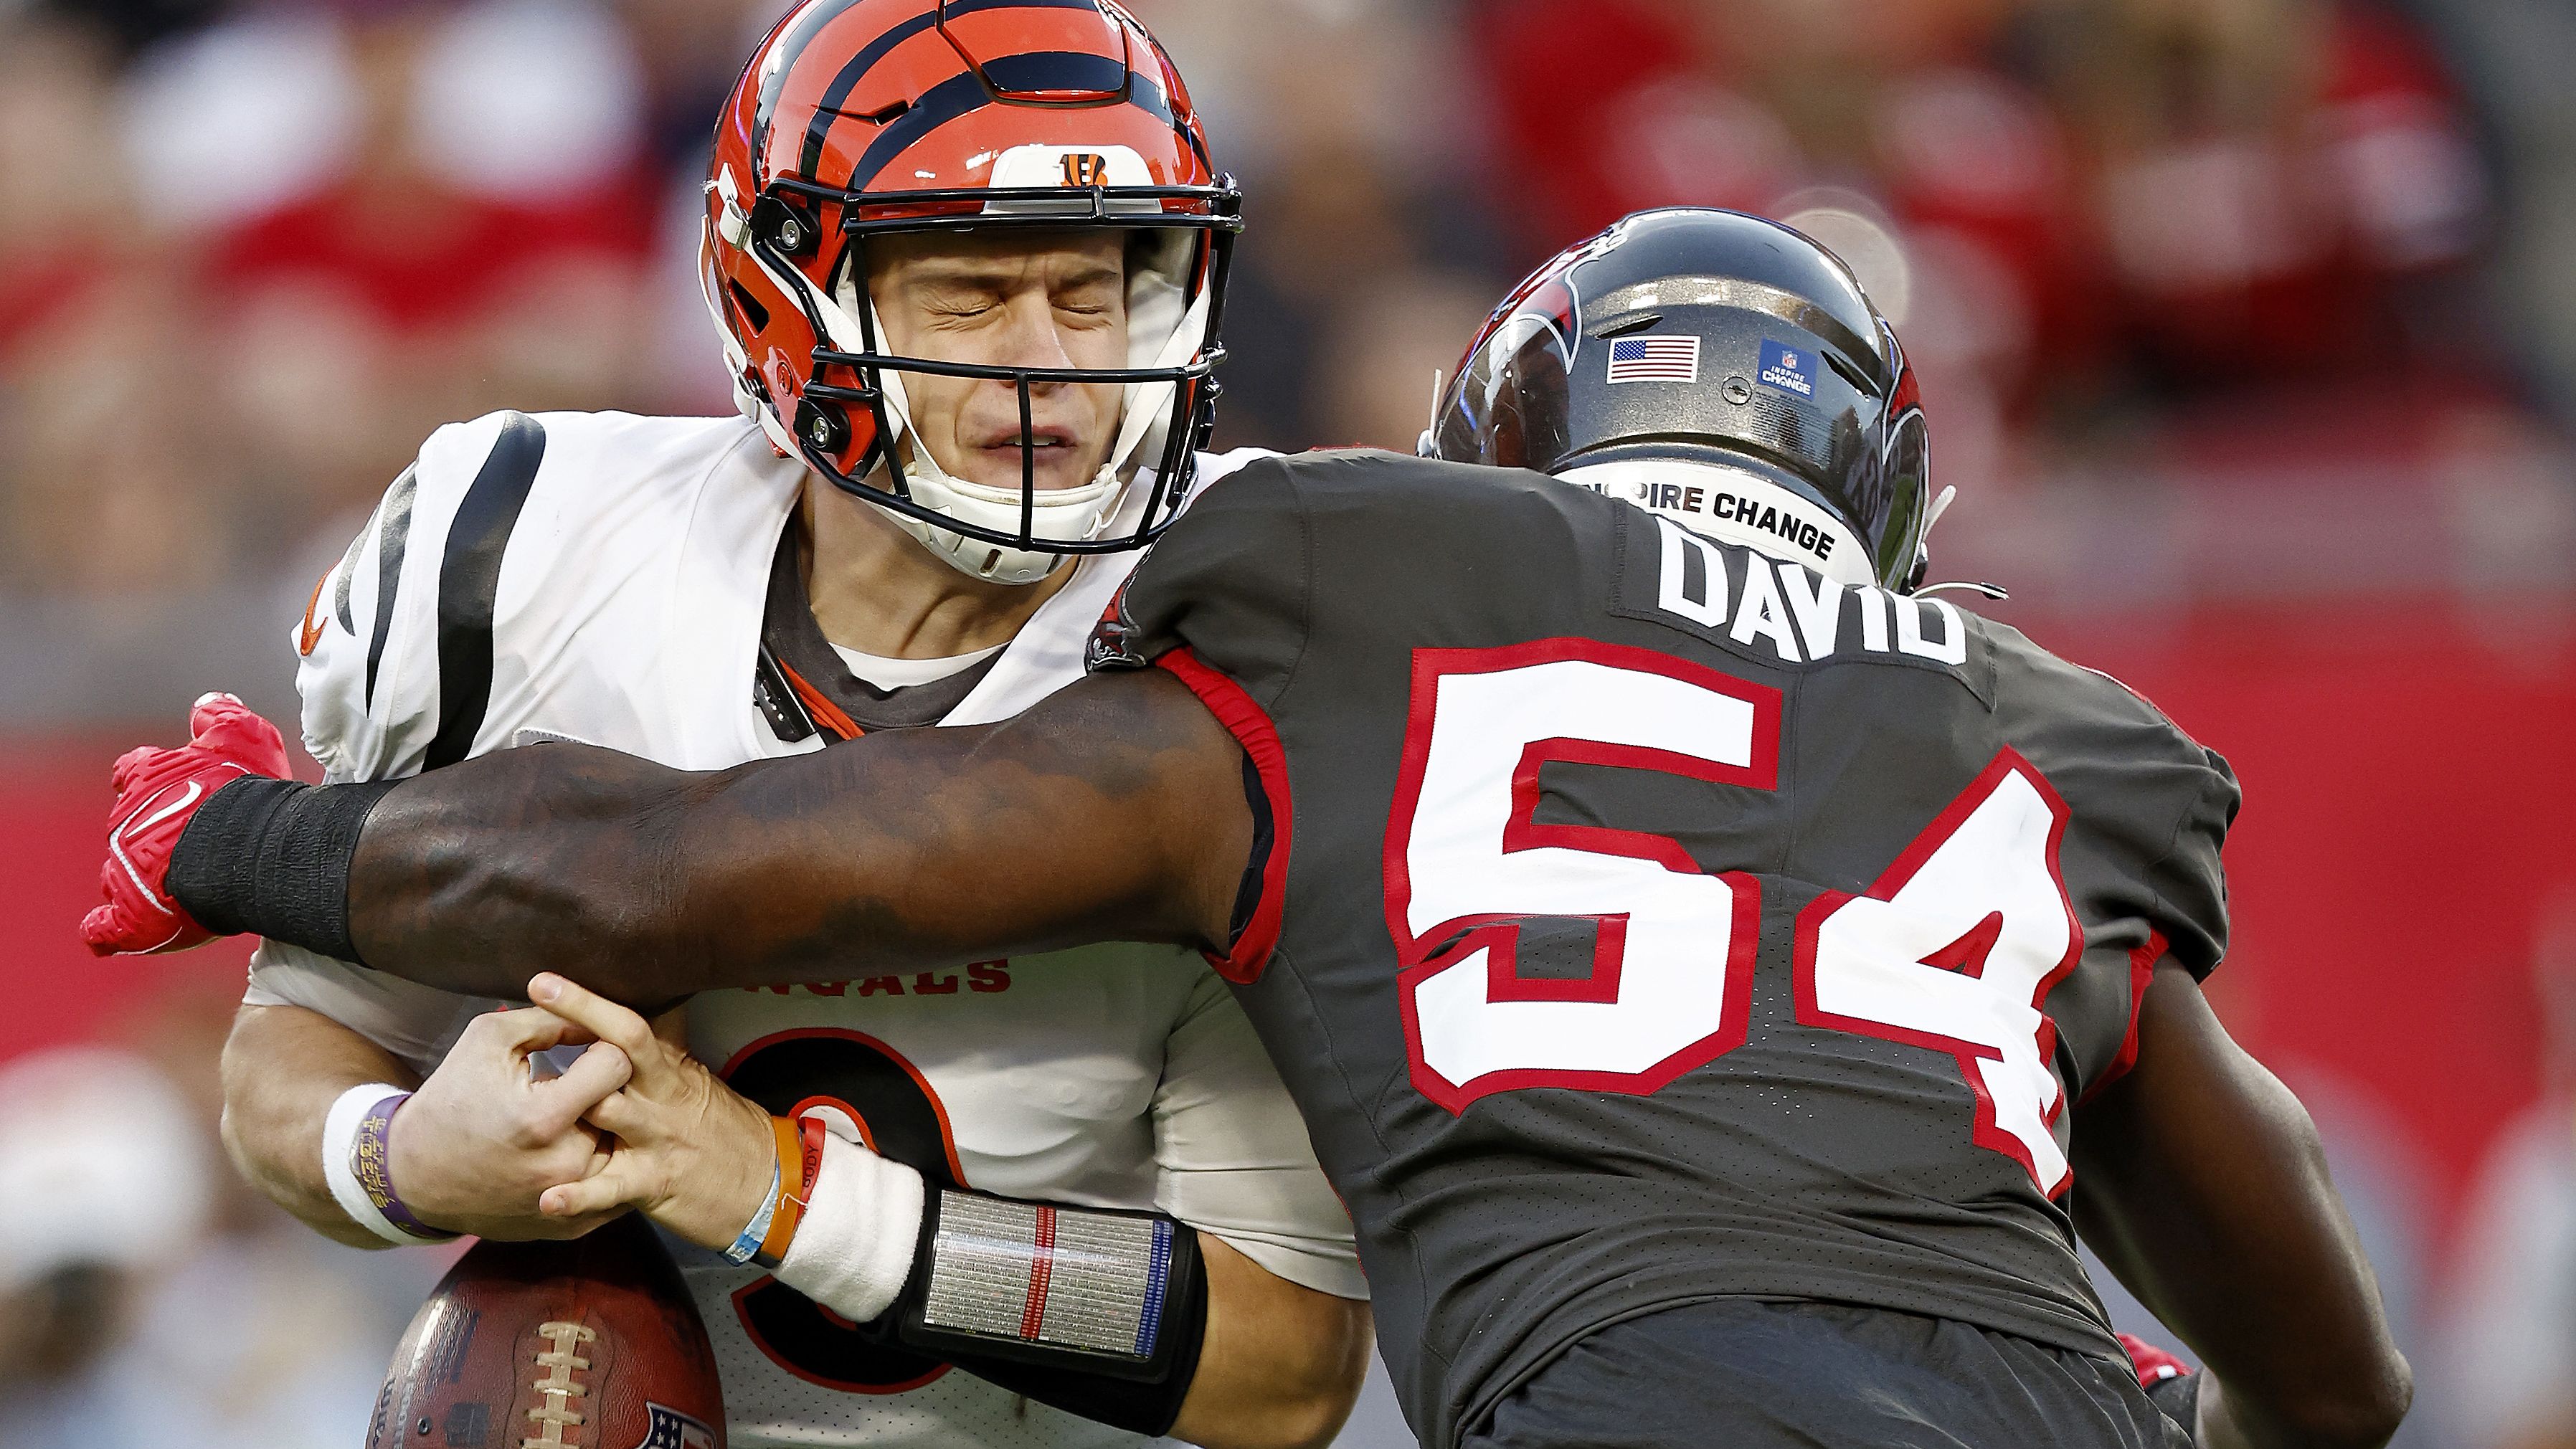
[
  {"xmin": 699, "ymin": 0, "xmax": 1239, "ymax": 576},
  {"xmin": 753, "ymin": 0, "xmax": 1206, "ymax": 199}
]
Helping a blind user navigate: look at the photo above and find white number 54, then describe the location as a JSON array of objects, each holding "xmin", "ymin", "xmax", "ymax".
[{"xmin": 1387, "ymin": 640, "xmax": 2083, "ymax": 1194}]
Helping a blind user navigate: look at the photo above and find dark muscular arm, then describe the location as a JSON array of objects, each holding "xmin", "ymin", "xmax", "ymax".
[
  {"xmin": 2073, "ymin": 961, "xmax": 2411, "ymax": 1449},
  {"xmin": 345, "ymin": 667, "xmax": 1253, "ymax": 1002}
]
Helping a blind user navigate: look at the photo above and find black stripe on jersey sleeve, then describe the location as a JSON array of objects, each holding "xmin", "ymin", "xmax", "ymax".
[
  {"xmin": 424, "ymin": 414, "xmax": 546, "ymax": 769},
  {"xmin": 363, "ymin": 465, "xmax": 420, "ymax": 708},
  {"xmin": 328, "ymin": 477, "xmax": 387, "ymax": 637}
]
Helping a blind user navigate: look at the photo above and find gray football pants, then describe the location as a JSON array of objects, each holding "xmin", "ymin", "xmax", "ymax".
[{"xmin": 1459, "ymin": 1298, "xmax": 2194, "ymax": 1449}]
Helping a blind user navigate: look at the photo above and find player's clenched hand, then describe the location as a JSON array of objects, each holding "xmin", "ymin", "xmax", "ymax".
[
  {"xmin": 391, "ymin": 1006, "xmax": 633, "ymax": 1240},
  {"xmin": 81, "ymin": 693, "xmax": 290, "ymax": 955},
  {"xmin": 527, "ymin": 974, "xmax": 780, "ymax": 1251}
]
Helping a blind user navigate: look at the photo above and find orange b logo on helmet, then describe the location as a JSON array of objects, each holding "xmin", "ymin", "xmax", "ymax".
[{"xmin": 1061, "ymin": 152, "xmax": 1109, "ymax": 187}]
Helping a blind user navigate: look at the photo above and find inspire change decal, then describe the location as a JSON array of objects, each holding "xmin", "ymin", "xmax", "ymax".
[{"xmin": 1757, "ymin": 339, "xmax": 1816, "ymax": 398}]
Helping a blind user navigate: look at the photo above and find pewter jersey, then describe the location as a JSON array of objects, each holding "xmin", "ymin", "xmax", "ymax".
[
  {"xmin": 245, "ymin": 410, "xmax": 1363, "ymax": 1449},
  {"xmin": 1090, "ymin": 450, "xmax": 2238, "ymax": 1449}
]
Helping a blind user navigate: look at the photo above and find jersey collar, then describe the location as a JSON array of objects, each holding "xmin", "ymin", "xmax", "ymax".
[{"xmin": 754, "ymin": 516, "xmax": 1004, "ymax": 742}]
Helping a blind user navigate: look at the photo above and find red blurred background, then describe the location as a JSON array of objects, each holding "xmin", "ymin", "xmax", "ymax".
[{"xmin": 5, "ymin": 0, "xmax": 2575, "ymax": 1444}]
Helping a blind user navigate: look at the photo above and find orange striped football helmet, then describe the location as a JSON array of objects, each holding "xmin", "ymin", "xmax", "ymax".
[{"xmin": 701, "ymin": 0, "xmax": 1240, "ymax": 583}]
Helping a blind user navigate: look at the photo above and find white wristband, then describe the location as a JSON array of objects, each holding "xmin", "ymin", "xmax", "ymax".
[
  {"xmin": 772, "ymin": 1133, "xmax": 926, "ymax": 1324},
  {"xmin": 322, "ymin": 1081, "xmax": 417, "ymax": 1245}
]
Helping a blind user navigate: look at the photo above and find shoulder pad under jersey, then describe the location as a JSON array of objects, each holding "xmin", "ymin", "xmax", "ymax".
[{"xmin": 291, "ymin": 411, "xmax": 772, "ymax": 781}]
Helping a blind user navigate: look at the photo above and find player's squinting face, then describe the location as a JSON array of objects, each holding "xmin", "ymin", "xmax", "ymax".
[{"xmin": 866, "ymin": 229, "xmax": 1129, "ymax": 496}]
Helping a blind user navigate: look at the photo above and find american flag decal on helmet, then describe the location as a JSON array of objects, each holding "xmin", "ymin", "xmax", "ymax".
[{"xmin": 1606, "ymin": 336, "xmax": 1701, "ymax": 384}]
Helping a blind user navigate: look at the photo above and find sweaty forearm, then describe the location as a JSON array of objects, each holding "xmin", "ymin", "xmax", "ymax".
[
  {"xmin": 346, "ymin": 743, "xmax": 729, "ymax": 1000},
  {"xmin": 219, "ymin": 1004, "xmax": 420, "ymax": 1250},
  {"xmin": 171, "ymin": 753, "xmax": 685, "ymax": 1000},
  {"xmin": 176, "ymin": 743, "xmax": 970, "ymax": 1002},
  {"xmin": 171, "ymin": 670, "xmax": 1246, "ymax": 1007}
]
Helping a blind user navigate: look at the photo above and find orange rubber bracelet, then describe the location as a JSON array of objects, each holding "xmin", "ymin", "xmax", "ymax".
[{"xmin": 754, "ymin": 1116, "xmax": 806, "ymax": 1267}]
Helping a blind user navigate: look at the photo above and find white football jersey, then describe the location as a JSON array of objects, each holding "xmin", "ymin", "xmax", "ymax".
[{"xmin": 243, "ymin": 409, "xmax": 1360, "ymax": 1449}]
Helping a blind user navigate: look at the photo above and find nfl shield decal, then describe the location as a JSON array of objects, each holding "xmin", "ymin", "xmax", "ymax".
[
  {"xmin": 1757, "ymin": 339, "xmax": 1816, "ymax": 397},
  {"xmin": 632, "ymin": 1403, "xmax": 717, "ymax": 1449}
]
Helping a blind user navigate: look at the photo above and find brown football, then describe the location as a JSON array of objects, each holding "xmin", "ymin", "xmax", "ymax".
[{"xmin": 366, "ymin": 1214, "xmax": 726, "ymax": 1449}]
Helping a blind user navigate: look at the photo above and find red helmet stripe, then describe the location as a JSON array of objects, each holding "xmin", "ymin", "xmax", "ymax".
[
  {"xmin": 841, "ymin": 49, "xmax": 1155, "ymax": 191},
  {"xmin": 759, "ymin": 0, "xmax": 881, "ymax": 128},
  {"xmin": 793, "ymin": 6, "xmax": 950, "ymax": 178},
  {"xmin": 870, "ymin": 94, "xmax": 1205, "ymax": 196},
  {"xmin": 938, "ymin": 0, "xmax": 1113, "ymax": 25},
  {"xmin": 838, "ymin": 68, "xmax": 988, "ymax": 191},
  {"xmin": 708, "ymin": 0, "xmax": 1234, "ymax": 537},
  {"xmin": 794, "ymin": 0, "xmax": 1106, "ymax": 179},
  {"xmin": 939, "ymin": 5, "xmax": 1129, "ymax": 77}
]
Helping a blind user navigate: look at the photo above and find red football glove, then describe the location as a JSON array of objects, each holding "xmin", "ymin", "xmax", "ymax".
[
  {"xmin": 2118, "ymin": 1331, "xmax": 2192, "ymax": 1387},
  {"xmin": 82, "ymin": 692, "xmax": 290, "ymax": 956}
]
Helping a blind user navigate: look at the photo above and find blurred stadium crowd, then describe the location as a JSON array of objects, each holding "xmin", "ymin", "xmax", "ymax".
[
  {"xmin": 4, "ymin": 0, "xmax": 2576, "ymax": 1445},
  {"xmin": 7, "ymin": 0, "xmax": 2576, "ymax": 716}
]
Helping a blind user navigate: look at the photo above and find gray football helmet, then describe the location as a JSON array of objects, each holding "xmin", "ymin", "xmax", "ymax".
[{"xmin": 1426, "ymin": 208, "xmax": 1936, "ymax": 592}]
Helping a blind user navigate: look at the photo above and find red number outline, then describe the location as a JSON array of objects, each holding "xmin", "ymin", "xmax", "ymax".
[
  {"xmin": 1387, "ymin": 637, "xmax": 1780, "ymax": 1113},
  {"xmin": 1790, "ymin": 748, "xmax": 2085, "ymax": 1195}
]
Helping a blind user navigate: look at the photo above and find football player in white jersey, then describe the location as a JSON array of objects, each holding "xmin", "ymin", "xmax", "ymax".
[{"xmin": 208, "ymin": 4, "xmax": 1370, "ymax": 1447}]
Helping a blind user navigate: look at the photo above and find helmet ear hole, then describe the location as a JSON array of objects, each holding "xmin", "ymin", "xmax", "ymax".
[{"xmin": 724, "ymin": 280, "xmax": 772, "ymax": 335}]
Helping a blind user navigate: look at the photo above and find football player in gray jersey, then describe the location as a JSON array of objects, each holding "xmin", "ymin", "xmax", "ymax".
[{"xmin": 103, "ymin": 209, "xmax": 2409, "ymax": 1449}]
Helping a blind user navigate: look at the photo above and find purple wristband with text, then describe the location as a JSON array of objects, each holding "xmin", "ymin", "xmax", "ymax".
[{"xmin": 351, "ymin": 1092, "xmax": 460, "ymax": 1243}]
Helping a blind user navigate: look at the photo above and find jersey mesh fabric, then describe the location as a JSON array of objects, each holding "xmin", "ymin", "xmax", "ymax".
[{"xmin": 1092, "ymin": 450, "xmax": 2236, "ymax": 1449}]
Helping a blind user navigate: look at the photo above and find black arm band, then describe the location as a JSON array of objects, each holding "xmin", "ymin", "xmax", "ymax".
[
  {"xmin": 166, "ymin": 776, "xmax": 397, "ymax": 964},
  {"xmin": 889, "ymin": 1189, "xmax": 1209, "ymax": 1435}
]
